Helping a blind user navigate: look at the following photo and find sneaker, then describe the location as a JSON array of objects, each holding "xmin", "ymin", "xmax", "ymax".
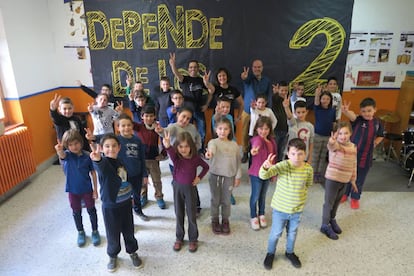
[
  {"xmin": 320, "ymin": 224, "xmax": 339, "ymax": 240},
  {"xmin": 107, "ymin": 257, "xmax": 117, "ymax": 272},
  {"xmin": 350, "ymin": 198, "xmax": 360, "ymax": 209},
  {"xmin": 173, "ymin": 240, "xmax": 183, "ymax": 251},
  {"xmin": 129, "ymin": 253, "xmax": 143, "ymax": 269},
  {"xmin": 189, "ymin": 241, "xmax": 198, "ymax": 253},
  {"xmin": 221, "ymin": 219, "xmax": 230, "ymax": 235},
  {"xmin": 285, "ymin": 252, "xmax": 302, "ymax": 268},
  {"xmin": 263, "ymin": 253, "xmax": 275, "ymax": 270},
  {"xmin": 340, "ymin": 195, "xmax": 348, "ymax": 203},
  {"xmin": 91, "ymin": 230, "xmax": 101, "ymax": 246},
  {"xmin": 330, "ymin": 219, "xmax": 342, "ymax": 234},
  {"xmin": 157, "ymin": 198, "xmax": 166, "ymax": 209},
  {"xmin": 250, "ymin": 217, "xmax": 260, "ymax": 231},
  {"xmin": 241, "ymin": 152, "xmax": 249, "ymax": 163},
  {"xmin": 135, "ymin": 211, "xmax": 150, "ymax": 221},
  {"xmin": 259, "ymin": 215, "xmax": 267, "ymax": 228},
  {"xmin": 212, "ymin": 219, "xmax": 222, "ymax": 234},
  {"xmin": 230, "ymin": 194, "xmax": 236, "ymax": 205},
  {"xmin": 140, "ymin": 195, "xmax": 148, "ymax": 208},
  {"xmin": 77, "ymin": 230, "xmax": 86, "ymax": 247}
]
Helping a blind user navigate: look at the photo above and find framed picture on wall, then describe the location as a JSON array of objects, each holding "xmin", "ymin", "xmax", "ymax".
[{"xmin": 357, "ymin": 71, "xmax": 381, "ymax": 86}]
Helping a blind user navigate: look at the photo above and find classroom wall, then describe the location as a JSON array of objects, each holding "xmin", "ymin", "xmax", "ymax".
[{"xmin": 0, "ymin": 0, "xmax": 412, "ymax": 168}]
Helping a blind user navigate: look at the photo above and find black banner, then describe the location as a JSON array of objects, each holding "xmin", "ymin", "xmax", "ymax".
[{"xmin": 84, "ymin": 0, "xmax": 354, "ymax": 96}]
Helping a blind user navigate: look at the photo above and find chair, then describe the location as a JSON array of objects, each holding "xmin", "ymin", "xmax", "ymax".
[{"xmin": 384, "ymin": 132, "xmax": 402, "ymax": 161}]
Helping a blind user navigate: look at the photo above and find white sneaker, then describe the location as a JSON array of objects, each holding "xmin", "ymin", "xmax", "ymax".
[
  {"xmin": 259, "ymin": 215, "xmax": 267, "ymax": 228},
  {"xmin": 250, "ymin": 217, "xmax": 260, "ymax": 230}
]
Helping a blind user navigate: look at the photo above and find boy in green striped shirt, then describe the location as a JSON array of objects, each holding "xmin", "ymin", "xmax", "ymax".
[{"xmin": 259, "ymin": 138, "xmax": 313, "ymax": 270}]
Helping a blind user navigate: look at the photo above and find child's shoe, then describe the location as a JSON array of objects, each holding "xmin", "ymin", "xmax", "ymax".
[
  {"xmin": 130, "ymin": 252, "xmax": 143, "ymax": 269},
  {"xmin": 250, "ymin": 217, "xmax": 260, "ymax": 231},
  {"xmin": 263, "ymin": 253, "xmax": 275, "ymax": 270},
  {"xmin": 140, "ymin": 195, "xmax": 148, "ymax": 208},
  {"xmin": 173, "ymin": 240, "xmax": 183, "ymax": 251},
  {"xmin": 350, "ymin": 198, "xmax": 360, "ymax": 209},
  {"xmin": 259, "ymin": 215, "xmax": 267, "ymax": 228},
  {"xmin": 77, "ymin": 230, "xmax": 86, "ymax": 247},
  {"xmin": 135, "ymin": 210, "xmax": 150, "ymax": 221},
  {"xmin": 157, "ymin": 198, "xmax": 166, "ymax": 209},
  {"xmin": 330, "ymin": 219, "xmax": 342, "ymax": 234},
  {"xmin": 221, "ymin": 219, "xmax": 230, "ymax": 235},
  {"xmin": 212, "ymin": 218, "xmax": 221, "ymax": 234},
  {"xmin": 340, "ymin": 195, "xmax": 348, "ymax": 203},
  {"xmin": 107, "ymin": 257, "xmax": 117, "ymax": 272},
  {"xmin": 285, "ymin": 252, "xmax": 302, "ymax": 268},
  {"xmin": 320, "ymin": 224, "xmax": 338, "ymax": 240},
  {"xmin": 188, "ymin": 241, "xmax": 198, "ymax": 253},
  {"xmin": 91, "ymin": 230, "xmax": 101, "ymax": 246},
  {"xmin": 230, "ymin": 194, "xmax": 236, "ymax": 205}
]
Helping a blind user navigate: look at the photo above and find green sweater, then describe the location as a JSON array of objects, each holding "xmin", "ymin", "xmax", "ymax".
[{"xmin": 259, "ymin": 160, "xmax": 313, "ymax": 214}]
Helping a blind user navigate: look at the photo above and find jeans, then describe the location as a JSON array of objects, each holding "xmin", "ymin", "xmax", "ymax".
[
  {"xmin": 344, "ymin": 166, "xmax": 370, "ymax": 200},
  {"xmin": 249, "ymin": 175, "xmax": 269, "ymax": 218},
  {"xmin": 267, "ymin": 209, "xmax": 302, "ymax": 254},
  {"xmin": 274, "ymin": 130, "xmax": 288, "ymax": 162},
  {"xmin": 193, "ymin": 110, "xmax": 206, "ymax": 148}
]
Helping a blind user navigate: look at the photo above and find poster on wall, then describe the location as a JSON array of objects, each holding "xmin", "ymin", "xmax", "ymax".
[
  {"xmin": 82, "ymin": 0, "xmax": 354, "ymax": 96},
  {"xmin": 63, "ymin": 0, "xmax": 89, "ymax": 61},
  {"xmin": 367, "ymin": 32, "xmax": 394, "ymax": 65},
  {"xmin": 356, "ymin": 71, "xmax": 381, "ymax": 87},
  {"xmin": 397, "ymin": 32, "xmax": 414, "ymax": 65}
]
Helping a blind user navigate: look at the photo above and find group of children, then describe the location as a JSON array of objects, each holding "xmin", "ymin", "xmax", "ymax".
[{"xmin": 51, "ymin": 64, "xmax": 384, "ymax": 272}]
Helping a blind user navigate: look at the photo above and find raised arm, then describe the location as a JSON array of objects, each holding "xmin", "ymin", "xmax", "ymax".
[
  {"xmin": 169, "ymin": 53, "xmax": 184, "ymax": 82},
  {"xmin": 341, "ymin": 100, "xmax": 357, "ymax": 122},
  {"xmin": 282, "ymin": 94, "xmax": 293, "ymax": 120}
]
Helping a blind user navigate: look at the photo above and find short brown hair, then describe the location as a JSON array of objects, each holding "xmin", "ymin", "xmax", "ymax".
[{"xmin": 62, "ymin": 129, "xmax": 83, "ymax": 149}]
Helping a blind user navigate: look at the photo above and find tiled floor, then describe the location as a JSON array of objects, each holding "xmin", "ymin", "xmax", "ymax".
[{"xmin": 1, "ymin": 158, "xmax": 414, "ymax": 275}]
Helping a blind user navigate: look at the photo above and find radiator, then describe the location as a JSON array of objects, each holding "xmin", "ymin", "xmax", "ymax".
[{"xmin": 0, "ymin": 126, "xmax": 36, "ymax": 196}]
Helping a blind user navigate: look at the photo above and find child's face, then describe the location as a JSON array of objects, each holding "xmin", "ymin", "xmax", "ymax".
[
  {"xmin": 100, "ymin": 86, "xmax": 111, "ymax": 95},
  {"xmin": 217, "ymin": 71, "xmax": 228, "ymax": 85},
  {"xmin": 67, "ymin": 140, "xmax": 82, "ymax": 155},
  {"xmin": 177, "ymin": 141, "xmax": 191, "ymax": 158},
  {"xmin": 296, "ymin": 85, "xmax": 305, "ymax": 97},
  {"xmin": 257, "ymin": 124, "xmax": 270, "ymax": 139},
  {"xmin": 134, "ymin": 82, "xmax": 144, "ymax": 91},
  {"xmin": 171, "ymin": 94, "xmax": 184, "ymax": 106},
  {"xmin": 59, "ymin": 103, "xmax": 74, "ymax": 118},
  {"xmin": 216, "ymin": 122, "xmax": 231, "ymax": 140},
  {"xmin": 177, "ymin": 110, "xmax": 192, "ymax": 127},
  {"xmin": 287, "ymin": 146, "xmax": 306, "ymax": 167},
  {"xmin": 96, "ymin": 95, "xmax": 108, "ymax": 108},
  {"xmin": 337, "ymin": 126, "xmax": 351, "ymax": 144},
  {"xmin": 326, "ymin": 80, "xmax": 338, "ymax": 93},
  {"xmin": 118, "ymin": 119, "xmax": 133, "ymax": 137},
  {"xmin": 360, "ymin": 105, "xmax": 376, "ymax": 120},
  {"xmin": 134, "ymin": 97, "xmax": 146, "ymax": 107},
  {"xmin": 142, "ymin": 113, "xmax": 155, "ymax": 125},
  {"xmin": 320, "ymin": 95, "xmax": 331, "ymax": 109},
  {"xmin": 294, "ymin": 107, "xmax": 308, "ymax": 121},
  {"xmin": 279, "ymin": 86, "xmax": 289, "ymax": 98},
  {"xmin": 218, "ymin": 101, "xmax": 231, "ymax": 115},
  {"xmin": 101, "ymin": 138, "xmax": 120, "ymax": 159},
  {"xmin": 188, "ymin": 62, "xmax": 199, "ymax": 77},
  {"xmin": 160, "ymin": 80, "xmax": 170, "ymax": 92},
  {"xmin": 256, "ymin": 98, "xmax": 267, "ymax": 110}
]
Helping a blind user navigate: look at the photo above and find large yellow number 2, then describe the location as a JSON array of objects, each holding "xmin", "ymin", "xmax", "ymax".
[{"xmin": 289, "ymin": 17, "xmax": 345, "ymax": 95}]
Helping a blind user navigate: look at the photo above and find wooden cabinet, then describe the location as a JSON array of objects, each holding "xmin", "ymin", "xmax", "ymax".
[{"xmin": 393, "ymin": 80, "xmax": 414, "ymax": 134}]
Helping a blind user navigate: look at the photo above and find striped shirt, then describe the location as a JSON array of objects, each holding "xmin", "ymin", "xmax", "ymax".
[
  {"xmin": 325, "ymin": 141, "xmax": 357, "ymax": 183},
  {"xmin": 259, "ymin": 160, "xmax": 313, "ymax": 214}
]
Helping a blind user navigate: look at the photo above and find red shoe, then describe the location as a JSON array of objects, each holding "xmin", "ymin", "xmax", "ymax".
[
  {"xmin": 340, "ymin": 195, "xmax": 348, "ymax": 203},
  {"xmin": 350, "ymin": 199, "xmax": 360, "ymax": 209}
]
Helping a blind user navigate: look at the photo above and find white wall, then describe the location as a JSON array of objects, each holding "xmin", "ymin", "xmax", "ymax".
[{"xmin": 348, "ymin": 0, "xmax": 414, "ymax": 88}]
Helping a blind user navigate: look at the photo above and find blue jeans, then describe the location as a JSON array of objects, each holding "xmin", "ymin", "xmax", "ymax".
[
  {"xmin": 267, "ymin": 210, "xmax": 302, "ymax": 254},
  {"xmin": 274, "ymin": 130, "xmax": 288, "ymax": 162},
  {"xmin": 249, "ymin": 175, "xmax": 269, "ymax": 218},
  {"xmin": 193, "ymin": 111, "xmax": 206, "ymax": 149}
]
